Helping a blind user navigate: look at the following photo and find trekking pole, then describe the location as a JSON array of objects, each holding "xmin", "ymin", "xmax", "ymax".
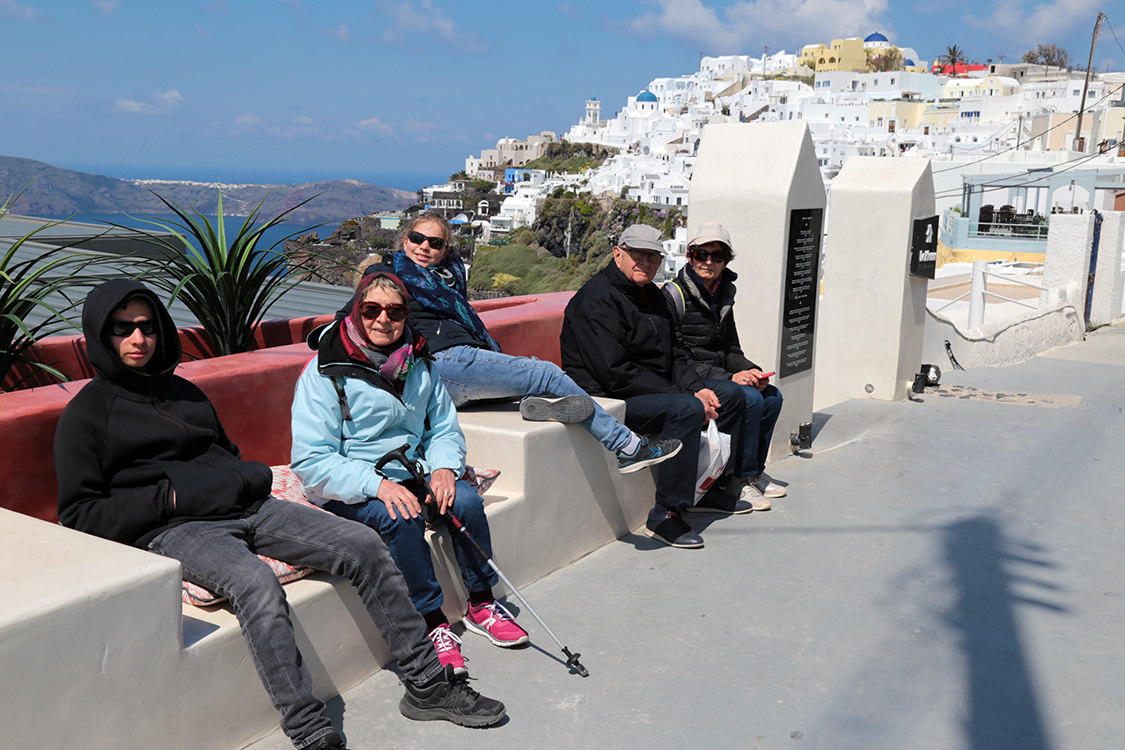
[{"xmin": 376, "ymin": 444, "xmax": 590, "ymax": 678}]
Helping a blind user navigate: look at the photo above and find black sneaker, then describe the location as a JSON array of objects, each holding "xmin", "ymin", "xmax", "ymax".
[
  {"xmin": 644, "ymin": 508, "xmax": 704, "ymax": 549},
  {"xmin": 400, "ymin": 665, "xmax": 506, "ymax": 727},
  {"xmin": 306, "ymin": 730, "xmax": 347, "ymax": 749},
  {"xmin": 684, "ymin": 488, "xmax": 754, "ymax": 515},
  {"xmin": 519, "ymin": 395, "xmax": 595, "ymax": 424},
  {"xmin": 616, "ymin": 437, "xmax": 682, "ymax": 474}
]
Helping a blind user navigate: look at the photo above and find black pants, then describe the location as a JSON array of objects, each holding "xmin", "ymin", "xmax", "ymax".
[{"xmin": 623, "ymin": 379, "xmax": 745, "ymax": 511}]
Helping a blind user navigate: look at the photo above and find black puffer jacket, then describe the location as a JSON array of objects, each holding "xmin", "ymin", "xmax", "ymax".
[
  {"xmin": 55, "ymin": 279, "xmax": 270, "ymax": 548},
  {"xmin": 663, "ymin": 265, "xmax": 758, "ymax": 380},
  {"xmin": 561, "ymin": 261, "xmax": 705, "ymax": 398}
]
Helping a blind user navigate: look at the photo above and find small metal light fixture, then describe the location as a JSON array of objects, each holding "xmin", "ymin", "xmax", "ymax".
[{"xmin": 789, "ymin": 422, "xmax": 813, "ymax": 452}]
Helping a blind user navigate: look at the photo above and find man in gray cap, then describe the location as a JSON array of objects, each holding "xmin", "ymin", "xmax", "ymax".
[{"xmin": 561, "ymin": 225, "xmax": 752, "ymax": 549}]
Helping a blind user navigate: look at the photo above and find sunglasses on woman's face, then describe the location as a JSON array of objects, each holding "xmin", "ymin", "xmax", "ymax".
[
  {"xmin": 407, "ymin": 231, "xmax": 446, "ymax": 251},
  {"xmin": 692, "ymin": 249, "xmax": 730, "ymax": 264},
  {"xmin": 109, "ymin": 319, "xmax": 157, "ymax": 337},
  {"xmin": 359, "ymin": 302, "xmax": 409, "ymax": 322}
]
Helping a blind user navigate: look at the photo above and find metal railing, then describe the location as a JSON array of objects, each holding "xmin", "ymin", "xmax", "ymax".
[
  {"xmin": 934, "ymin": 260, "xmax": 1043, "ymax": 328},
  {"xmin": 968, "ymin": 220, "xmax": 1049, "ymax": 240}
]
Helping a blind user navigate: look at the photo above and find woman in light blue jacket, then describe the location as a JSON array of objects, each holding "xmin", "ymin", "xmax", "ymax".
[{"xmin": 291, "ymin": 272, "xmax": 527, "ymax": 676}]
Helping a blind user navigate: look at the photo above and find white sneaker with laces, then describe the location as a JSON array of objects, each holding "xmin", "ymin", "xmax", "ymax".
[{"xmin": 749, "ymin": 473, "xmax": 786, "ymax": 498}]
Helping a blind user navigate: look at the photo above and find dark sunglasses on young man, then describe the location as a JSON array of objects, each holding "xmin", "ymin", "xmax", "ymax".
[
  {"xmin": 109, "ymin": 320, "xmax": 157, "ymax": 337},
  {"xmin": 359, "ymin": 302, "xmax": 409, "ymax": 322},
  {"xmin": 407, "ymin": 231, "xmax": 446, "ymax": 251},
  {"xmin": 692, "ymin": 249, "xmax": 730, "ymax": 264}
]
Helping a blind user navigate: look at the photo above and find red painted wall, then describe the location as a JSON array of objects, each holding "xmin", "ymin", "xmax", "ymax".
[{"xmin": 1, "ymin": 293, "xmax": 576, "ymax": 523}]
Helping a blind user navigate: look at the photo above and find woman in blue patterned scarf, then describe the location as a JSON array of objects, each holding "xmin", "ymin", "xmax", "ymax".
[{"xmin": 358, "ymin": 212, "xmax": 682, "ymax": 475}]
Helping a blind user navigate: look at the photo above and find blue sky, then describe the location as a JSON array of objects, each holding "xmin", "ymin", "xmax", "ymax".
[{"xmin": 1, "ymin": 0, "xmax": 1121, "ymax": 189}]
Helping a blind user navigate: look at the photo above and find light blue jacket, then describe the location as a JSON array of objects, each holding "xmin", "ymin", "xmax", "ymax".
[{"xmin": 290, "ymin": 353, "xmax": 466, "ymax": 506}]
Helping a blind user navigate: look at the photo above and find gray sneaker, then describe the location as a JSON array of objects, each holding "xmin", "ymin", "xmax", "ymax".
[
  {"xmin": 519, "ymin": 395, "xmax": 594, "ymax": 424},
  {"xmin": 748, "ymin": 473, "xmax": 787, "ymax": 498}
]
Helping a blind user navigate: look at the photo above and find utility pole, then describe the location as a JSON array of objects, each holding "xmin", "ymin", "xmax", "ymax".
[{"xmin": 1074, "ymin": 12, "xmax": 1105, "ymax": 152}]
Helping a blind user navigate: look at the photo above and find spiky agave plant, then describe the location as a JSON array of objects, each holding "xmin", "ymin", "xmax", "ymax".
[
  {"xmin": 0, "ymin": 193, "xmax": 103, "ymax": 389},
  {"xmin": 123, "ymin": 190, "xmax": 330, "ymax": 357}
]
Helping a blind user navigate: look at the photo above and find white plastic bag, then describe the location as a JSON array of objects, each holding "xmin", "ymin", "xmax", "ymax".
[{"xmin": 694, "ymin": 420, "xmax": 731, "ymax": 502}]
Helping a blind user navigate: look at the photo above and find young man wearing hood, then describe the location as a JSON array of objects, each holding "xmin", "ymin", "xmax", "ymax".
[{"xmin": 54, "ymin": 279, "xmax": 506, "ymax": 750}]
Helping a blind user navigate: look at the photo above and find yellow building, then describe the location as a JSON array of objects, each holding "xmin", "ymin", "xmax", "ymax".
[
  {"xmin": 921, "ymin": 107, "xmax": 960, "ymax": 135},
  {"xmin": 868, "ymin": 100, "xmax": 928, "ymax": 132},
  {"xmin": 942, "ymin": 75, "xmax": 1020, "ymax": 99},
  {"xmin": 800, "ymin": 38, "xmax": 866, "ymax": 72}
]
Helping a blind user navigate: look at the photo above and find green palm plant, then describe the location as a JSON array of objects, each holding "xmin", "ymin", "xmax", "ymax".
[
  {"xmin": 123, "ymin": 190, "xmax": 331, "ymax": 357},
  {"xmin": 0, "ymin": 192, "xmax": 103, "ymax": 390},
  {"xmin": 940, "ymin": 45, "xmax": 967, "ymax": 72}
]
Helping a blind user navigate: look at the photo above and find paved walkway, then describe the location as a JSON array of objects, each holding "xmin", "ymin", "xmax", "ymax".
[{"xmin": 247, "ymin": 325, "xmax": 1125, "ymax": 750}]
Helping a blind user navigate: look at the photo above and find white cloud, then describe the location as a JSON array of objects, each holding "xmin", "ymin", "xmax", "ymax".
[
  {"xmin": 115, "ymin": 99, "xmax": 158, "ymax": 114},
  {"xmin": 194, "ymin": 24, "xmax": 211, "ymax": 39},
  {"xmin": 0, "ymin": 0, "xmax": 42, "ymax": 21},
  {"xmin": 235, "ymin": 114, "xmax": 262, "ymax": 128},
  {"xmin": 95, "ymin": 0, "xmax": 120, "ymax": 15},
  {"xmin": 357, "ymin": 117, "xmax": 395, "ymax": 136},
  {"xmin": 626, "ymin": 0, "xmax": 891, "ymax": 53},
  {"xmin": 964, "ymin": 0, "xmax": 1100, "ymax": 47},
  {"xmin": 380, "ymin": 0, "xmax": 488, "ymax": 54},
  {"xmin": 557, "ymin": 4, "xmax": 580, "ymax": 19},
  {"xmin": 327, "ymin": 22, "xmax": 351, "ymax": 41},
  {"xmin": 115, "ymin": 89, "xmax": 183, "ymax": 115},
  {"xmin": 153, "ymin": 90, "xmax": 184, "ymax": 107},
  {"xmin": 294, "ymin": 115, "xmax": 315, "ymax": 126}
]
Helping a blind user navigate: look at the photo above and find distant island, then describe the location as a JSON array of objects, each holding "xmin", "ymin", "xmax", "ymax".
[{"xmin": 0, "ymin": 155, "xmax": 417, "ymax": 224}]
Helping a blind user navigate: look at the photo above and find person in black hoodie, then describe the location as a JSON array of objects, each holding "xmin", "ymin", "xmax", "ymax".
[
  {"xmin": 54, "ymin": 279, "xmax": 505, "ymax": 750},
  {"xmin": 664, "ymin": 222, "xmax": 786, "ymax": 504},
  {"xmin": 561, "ymin": 225, "xmax": 754, "ymax": 550}
]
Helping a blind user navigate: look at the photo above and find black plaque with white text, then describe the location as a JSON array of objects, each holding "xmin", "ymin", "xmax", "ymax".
[
  {"xmin": 780, "ymin": 208, "xmax": 823, "ymax": 378},
  {"xmin": 910, "ymin": 215, "xmax": 938, "ymax": 279}
]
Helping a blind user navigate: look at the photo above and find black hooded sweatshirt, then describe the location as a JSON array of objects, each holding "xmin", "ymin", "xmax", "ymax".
[{"xmin": 55, "ymin": 279, "xmax": 271, "ymax": 549}]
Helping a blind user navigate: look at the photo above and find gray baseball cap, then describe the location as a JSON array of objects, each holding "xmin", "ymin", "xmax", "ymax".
[{"xmin": 618, "ymin": 224, "xmax": 664, "ymax": 254}]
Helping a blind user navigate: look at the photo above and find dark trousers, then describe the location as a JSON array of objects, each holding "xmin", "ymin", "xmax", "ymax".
[
  {"xmin": 622, "ymin": 378, "xmax": 745, "ymax": 511},
  {"xmin": 149, "ymin": 498, "xmax": 443, "ymax": 748},
  {"xmin": 705, "ymin": 380, "xmax": 784, "ymax": 477}
]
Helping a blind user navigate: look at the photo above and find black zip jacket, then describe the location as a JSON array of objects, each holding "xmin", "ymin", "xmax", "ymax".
[
  {"xmin": 663, "ymin": 265, "xmax": 758, "ymax": 380},
  {"xmin": 55, "ymin": 279, "xmax": 270, "ymax": 549},
  {"xmin": 560, "ymin": 261, "xmax": 706, "ymax": 399}
]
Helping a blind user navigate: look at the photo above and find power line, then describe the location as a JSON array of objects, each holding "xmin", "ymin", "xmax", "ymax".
[
  {"xmin": 930, "ymin": 86, "xmax": 1120, "ymax": 174},
  {"xmin": 931, "ymin": 149, "xmax": 1107, "ymax": 201}
]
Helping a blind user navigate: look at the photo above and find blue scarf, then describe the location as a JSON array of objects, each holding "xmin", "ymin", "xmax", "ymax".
[{"xmin": 391, "ymin": 251, "xmax": 501, "ymax": 352}]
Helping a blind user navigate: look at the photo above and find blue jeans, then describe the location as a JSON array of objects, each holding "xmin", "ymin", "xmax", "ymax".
[
  {"xmin": 705, "ymin": 380, "xmax": 783, "ymax": 477},
  {"xmin": 148, "ymin": 498, "xmax": 442, "ymax": 749},
  {"xmin": 434, "ymin": 345, "xmax": 633, "ymax": 453},
  {"xmin": 325, "ymin": 479, "xmax": 498, "ymax": 619}
]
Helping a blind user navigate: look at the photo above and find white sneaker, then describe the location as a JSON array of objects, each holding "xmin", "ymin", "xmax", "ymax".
[{"xmin": 749, "ymin": 473, "xmax": 786, "ymax": 498}]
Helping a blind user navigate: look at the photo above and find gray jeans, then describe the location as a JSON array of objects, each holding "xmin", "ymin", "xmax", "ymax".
[{"xmin": 149, "ymin": 497, "xmax": 443, "ymax": 748}]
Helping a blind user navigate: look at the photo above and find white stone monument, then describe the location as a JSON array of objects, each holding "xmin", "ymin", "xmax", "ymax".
[
  {"xmin": 814, "ymin": 157, "xmax": 935, "ymax": 410},
  {"xmin": 1088, "ymin": 211, "xmax": 1124, "ymax": 328},
  {"xmin": 689, "ymin": 121, "xmax": 826, "ymax": 459}
]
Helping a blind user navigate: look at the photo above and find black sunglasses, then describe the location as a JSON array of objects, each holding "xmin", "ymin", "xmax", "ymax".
[
  {"xmin": 407, "ymin": 231, "xmax": 446, "ymax": 251},
  {"xmin": 692, "ymin": 249, "xmax": 730, "ymax": 264},
  {"xmin": 109, "ymin": 319, "xmax": 157, "ymax": 337},
  {"xmin": 359, "ymin": 302, "xmax": 409, "ymax": 322}
]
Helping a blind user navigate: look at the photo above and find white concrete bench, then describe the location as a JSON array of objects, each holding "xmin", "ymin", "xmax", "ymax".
[{"xmin": 1, "ymin": 398, "xmax": 653, "ymax": 750}]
